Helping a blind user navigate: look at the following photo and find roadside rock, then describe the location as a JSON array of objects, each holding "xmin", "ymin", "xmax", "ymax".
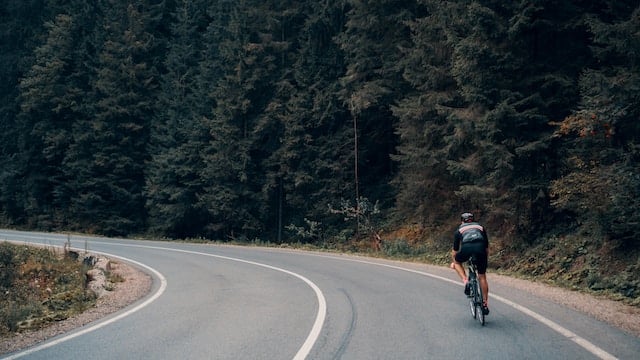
[{"xmin": 85, "ymin": 257, "xmax": 111, "ymax": 298}]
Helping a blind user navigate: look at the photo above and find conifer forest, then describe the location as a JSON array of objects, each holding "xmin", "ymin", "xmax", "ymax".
[{"xmin": 1, "ymin": 0, "xmax": 639, "ymax": 257}]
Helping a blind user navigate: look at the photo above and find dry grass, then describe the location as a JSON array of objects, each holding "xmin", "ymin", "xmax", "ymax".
[{"xmin": 0, "ymin": 242, "xmax": 97, "ymax": 337}]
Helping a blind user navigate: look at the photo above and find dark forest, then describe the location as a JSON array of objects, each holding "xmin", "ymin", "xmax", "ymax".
[{"xmin": 1, "ymin": 0, "xmax": 639, "ymax": 271}]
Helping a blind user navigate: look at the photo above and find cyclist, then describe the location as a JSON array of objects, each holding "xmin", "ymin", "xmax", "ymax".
[{"xmin": 451, "ymin": 212, "xmax": 490, "ymax": 315}]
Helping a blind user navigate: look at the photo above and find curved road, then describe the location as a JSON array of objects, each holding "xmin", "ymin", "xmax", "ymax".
[{"xmin": 1, "ymin": 230, "xmax": 638, "ymax": 359}]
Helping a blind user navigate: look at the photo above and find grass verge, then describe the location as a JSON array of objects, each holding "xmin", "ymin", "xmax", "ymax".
[{"xmin": 0, "ymin": 242, "xmax": 97, "ymax": 337}]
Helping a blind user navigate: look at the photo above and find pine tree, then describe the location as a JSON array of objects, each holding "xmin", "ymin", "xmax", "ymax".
[
  {"xmin": 393, "ymin": 0, "xmax": 592, "ymax": 237},
  {"xmin": 198, "ymin": 0, "xmax": 274, "ymax": 240},
  {"xmin": 391, "ymin": 1, "xmax": 459, "ymax": 225},
  {"xmin": 66, "ymin": 0, "xmax": 163, "ymax": 235},
  {"xmin": 17, "ymin": 14, "xmax": 75, "ymax": 228},
  {"xmin": 0, "ymin": 0, "xmax": 52, "ymax": 224},
  {"xmin": 145, "ymin": 0, "xmax": 210, "ymax": 238},
  {"xmin": 16, "ymin": 0, "xmax": 100, "ymax": 229},
  {"xmin": 256, "ymin": 0, "xmax": 353, "ymax": 243},
  {"xmin": 550, "ymin": 2, "xmax": 640, "ymax": 243},
  {"xmin": 334, "ymin": 0, "xmax": 416, "ymax": 237},
  {"xmin": 440, "ymin": 1, "xmax": 525, "ymax": 226}
]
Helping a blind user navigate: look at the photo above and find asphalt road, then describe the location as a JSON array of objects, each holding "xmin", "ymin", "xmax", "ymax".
[{"xmin": 1, "ymin": 230, "xmax": 638, "ymax": 359}]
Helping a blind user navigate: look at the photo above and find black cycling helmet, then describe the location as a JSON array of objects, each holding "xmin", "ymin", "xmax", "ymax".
[{"xmin": 461, "ymin": 212, "xmax": 474, "ymax": 222}]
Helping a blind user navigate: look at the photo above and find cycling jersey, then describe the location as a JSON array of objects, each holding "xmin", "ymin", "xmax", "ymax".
[
  {"xmin": 453, "ymin": 222, "xmax": 488, "ymax": 251},
  {"xmin": 453, "ymin": 222, "xmax": 489, "ymax": 274}
]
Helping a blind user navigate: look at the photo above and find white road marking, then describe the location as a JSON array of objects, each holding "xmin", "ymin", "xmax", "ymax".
[
  {"xmin": 84, "ymin": 242, "xmax": 327, "ymax": 360},
  {"xmin": 0, "ymin": 237, "xmax": 327, "ymax": 360},
  {"xmin": 312, "ymin": 254, "xmax": 618, "ymax": 360},
  {"xmin": 0, "ymin": 233, "xmax": 327, "ymax": 360},
  {"xmin": 0, "ymin": 232, "xmax": 616, "ymax": 360}
]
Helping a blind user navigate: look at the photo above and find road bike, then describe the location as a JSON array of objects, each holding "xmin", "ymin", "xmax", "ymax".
[{"xmin": 467, "ymin": 256, "xmax": 485, "ymax": 326}]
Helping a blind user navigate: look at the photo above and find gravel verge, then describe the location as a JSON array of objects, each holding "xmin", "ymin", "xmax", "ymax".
[{"xmin": 489, "ymin": 272, "xmax": 640, "ymax": 337}]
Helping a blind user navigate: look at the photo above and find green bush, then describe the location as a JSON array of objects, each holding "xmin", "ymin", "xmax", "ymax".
[{"xmin": 382, "ymin": 239, "xmax": 411, "ymax": 256}]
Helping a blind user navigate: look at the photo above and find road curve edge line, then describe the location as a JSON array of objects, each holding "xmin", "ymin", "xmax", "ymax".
[
  {"xmin": 315, "ymin": 255, "xmax": 618, "ymax": 360},
  {"xmin": 89, "ymin": 243, "xmax": 327, "ymax": 360}
]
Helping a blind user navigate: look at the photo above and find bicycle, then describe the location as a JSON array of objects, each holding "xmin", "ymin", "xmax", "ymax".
[{"xmin": 467, "ymin": 256, "xmax": 485, "ymax": 326}]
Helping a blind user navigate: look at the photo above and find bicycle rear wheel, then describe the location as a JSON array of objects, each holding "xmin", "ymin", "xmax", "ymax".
[
  {"xmin": 468, "ymin": 279, "xmax": 477, "ymax": 319},
  {"xmin": 475, "ymin": 280, "xmax": 485, "ymax": 326},
  {"xmin": 468, "ymin": 296, "xmax": 476, "ymax": 319}
]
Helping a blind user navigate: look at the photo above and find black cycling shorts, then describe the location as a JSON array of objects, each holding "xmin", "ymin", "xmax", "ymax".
[{"xmin": 454, "ymin": 242, "xmax": 488, "ymax": 274}]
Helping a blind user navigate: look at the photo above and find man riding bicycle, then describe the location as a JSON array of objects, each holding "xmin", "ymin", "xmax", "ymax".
[{"xmin": 451, "ymin": 212, "xmax": 490, "ymax": 315}]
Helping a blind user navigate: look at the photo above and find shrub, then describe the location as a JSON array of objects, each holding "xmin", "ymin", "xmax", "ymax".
[
  {"xmin": 0, "ymin": 242, "xmax": 17, "ymax": 289},
  {"xmin": 382, "ymin": 239, "xmax": 409, "ymax": 256},
  {"xmin": 0, "ymin": 242, "xmax": 96, "ymax": 336}
]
